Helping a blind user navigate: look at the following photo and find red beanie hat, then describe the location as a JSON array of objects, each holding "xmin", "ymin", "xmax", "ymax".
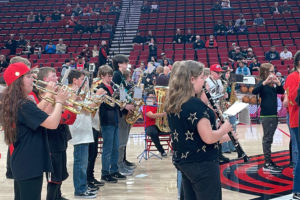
[{"xmin": 3, "ymin": 62, "xmax": 30, "ymax": 86}]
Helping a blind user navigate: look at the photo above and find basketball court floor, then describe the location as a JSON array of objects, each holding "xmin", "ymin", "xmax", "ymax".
[{"xmin": 0, "ymin": 123, "xmax": 294, "ymax": 200}]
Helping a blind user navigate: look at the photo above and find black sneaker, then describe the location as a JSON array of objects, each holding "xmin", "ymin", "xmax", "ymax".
[
  {"xmin": 56, "ymin": 196, "xmax": 69, "ymax": 200},
  {"xmin": 87, "ymin": 188, "xmax": 98, "ymax": 195},
  {"xmin": 101, "ymin": 175, "xmax": 118, "ymax": 183},
  {"xmin": 263, "ymin": 162, "xmax": 282, "ymax": 173},
  {"xmin": 125, "ymin": 160, "xmax": 137, "ymax": 168},
  {"xmin": 161, "ymin": 152, "xmax": 168, "ymax": 158},
  {"xmin": 74, "ymin": 191, "xmax": 97, "ymax": 199},
  {"xmin": 293, "ymin": 193, "xmax": 300, "ymax": 199},
  {"xmin": 90, "ymin": 178, "xmax": 105, "ymax": 187},
  {"xmin": 111, "ymin": 172, "xmax": 126, "ymax": 180},
  {"xmin": 87, "ymin": 183, "xmax": 99, "ymax": 191}
]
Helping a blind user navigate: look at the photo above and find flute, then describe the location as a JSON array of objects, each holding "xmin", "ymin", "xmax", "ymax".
[{"xmin": 203, "ymin": 85, "xmax": 250, "ymax": 163}]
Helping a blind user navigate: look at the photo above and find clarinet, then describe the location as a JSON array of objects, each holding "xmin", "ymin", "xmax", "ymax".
[{"xmin": 203, "ymin": 86, "xmax": 250, "ymax": 163}]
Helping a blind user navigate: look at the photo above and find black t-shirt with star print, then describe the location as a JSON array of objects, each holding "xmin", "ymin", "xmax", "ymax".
[{"xmin": 167, "ymin": 97, "xmax": 219, "ymax": 164}]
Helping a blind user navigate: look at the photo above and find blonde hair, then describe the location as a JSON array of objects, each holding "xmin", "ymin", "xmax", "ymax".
[{"xmin": 165, "ymin": 60, "xmax": 204, "ymax": 114}]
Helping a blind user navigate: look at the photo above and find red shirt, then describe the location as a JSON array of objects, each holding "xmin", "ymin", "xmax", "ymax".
[
  {"xmin": 143, "ymin": 105, "xmax": 157, "ymax": 128},
  {"xmin": 284, "ymin": 71, "xmax": 300, "ymax": 128}
]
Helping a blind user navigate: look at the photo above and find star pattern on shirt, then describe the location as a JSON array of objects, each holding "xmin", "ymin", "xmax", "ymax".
[
  {"xmin": 185, "ymin": 131, "xmax": 194, "ymax": 141},
  {"xmin": 197, "ymin": 149, "xmax": 201, "ymax": 153},
  {"xmin": 173, "ymin": 129, "xmax": 179, "ymax": 142},
  {"xmin": 181, "ymin": 151, "xmax": 189, "ymax": 159},
  {"xmin": 202, "ymin": 145, "xmax": 207, "ymax": 152},
  {"xmin": 214, "ymin": 143, "xmax": 219, "ymax": 149},
  {"xmin": 187, "ymin": 112, "xmax": 198, "ymax": 124},
  {"xmin": 175, "ymin": 110, "xmax": 181, "ymax": 119},
  {"xmin": 174, "ymin": 151, "xmax": 177, "ymax": 158},
  {"xmin": 203, "ymin": 110, "xmax": 210, "ymax": 119}
]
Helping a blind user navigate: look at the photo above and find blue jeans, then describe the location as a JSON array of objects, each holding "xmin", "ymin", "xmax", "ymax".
[
  {"xmin": 222, "ymin": 116, "xmax": 236, "ymax": 152},
  {"xmin": 101, "ymin": 125, "xmax": 119, "ymax": 176},
  {"xmin": 292, "ymin": 127, "xmax": 300, "ymax": 193},
  {"xmin": 73, "ymin": 143, "xmax": 89, "ymax": 195},
  {"xmin": 177, "ymin": 170, "xmax": 182, "ymax": 199},
  {"xmin": 288, "ymin": 114, "xmax": 298, "ymax": 167}
]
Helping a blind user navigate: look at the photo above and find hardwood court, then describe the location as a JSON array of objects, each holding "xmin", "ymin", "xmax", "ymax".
[{"xmin": 0, "ymin": 123, "xmax": 292, "ymax": 200}]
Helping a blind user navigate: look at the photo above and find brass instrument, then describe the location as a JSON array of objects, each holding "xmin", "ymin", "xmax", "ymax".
[
  {"xmin": 33, "ymin": 80, "xmax": 82, "ymax": 114},
  {"xmin": 154, "ymin": 86, "xmax": 170, "ymax": 132},
  {"xmin": 125, "ymin": 99, "xmax": 144, "ymax": 125},
  {"xmin": 220, "ymin": 79, "xmax": 229, "ymax": 111},
  {"xmin": 229, "ymin": 82, "xmax": 238, "ymax": 105}
]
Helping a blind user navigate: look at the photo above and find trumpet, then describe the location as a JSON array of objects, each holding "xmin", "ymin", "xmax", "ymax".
[{"xmin": 33, "ymin": 80, "xmax": 82, "ymax": 114}]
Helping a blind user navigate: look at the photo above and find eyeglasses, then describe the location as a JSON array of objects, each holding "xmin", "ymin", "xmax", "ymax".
[{"xmin": 269, "ymin": 70, "xmax": 275, "ymax": 73}]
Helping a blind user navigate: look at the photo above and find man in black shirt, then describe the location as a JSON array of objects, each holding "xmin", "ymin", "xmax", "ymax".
[
  {"xmin": 173, "ymin": 28, "xmax": 185, "ymax": 44},
  {"xmin": 213, "ymin": 20, "xmax": 228, "ymax": 36},
  {"xmin": 265, "ymin": 46, "xmax": 280, "ymax": 61},
  {"xmin": 132, "ymin": 31, "xmax": 145, "ymax": 45}
]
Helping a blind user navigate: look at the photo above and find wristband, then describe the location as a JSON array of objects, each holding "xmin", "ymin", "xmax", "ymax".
[{"xmin": 56, "ymin": 101, "xmax": 63, "ymax": 105}]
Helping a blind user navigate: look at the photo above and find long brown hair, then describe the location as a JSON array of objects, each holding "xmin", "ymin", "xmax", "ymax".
[
  {"xmin": 165, "ymin": 60, "xmax": 204, "ymax": 114},
  {"xmin": 0, "ymin": 77, "xmax": 27, "ymax": 145},
  {"xmin": 259, "ymin": 63, "xmax": 273, "ymax": 81}
]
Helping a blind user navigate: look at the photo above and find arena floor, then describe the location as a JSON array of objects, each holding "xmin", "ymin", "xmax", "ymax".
[{"xmin": 0, "ymin": 123, "xmax": 293, "ymax": 200}]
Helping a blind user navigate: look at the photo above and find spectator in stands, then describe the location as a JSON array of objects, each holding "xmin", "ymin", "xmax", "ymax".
[
  {"xmin": 110, "ymin": 2, "xmax": 120, "ymax": 14},
  {"xmin": 235, "ymin": 61, "xmax": 251, "ymax": 76},
  {"xmin": 75, "ymin": 55, "xmax": 88, "ymax": 70},
  {"xmin": 211, "ymin": 1, "xmax": 221, "ymax": 10},
  {"xmin": 22, "ymin": 40, "xmax": 34, "ymax": 55},
  {"xmin": 66, "ymin": 15, "xmax": 77, "ymax": 28},
  {"xmin": 45, "ymin": 40, "xmax": 56, "ymax": 54},
  {"xmin": 133, "ymin": 31, "xmax": 145, "ymax": 45},
  {"xmin": 35, "ymin": 12, "xmax": 45, "ymax": 22},
  {"xmin": 94, "ymin": 21, "xmax": 103, "ymax": 33},
  {"xmin": 27, "ymin": 11, "xmax": 35, "ymax": 22},
  {"xmin": 227, "ymin": 20, "xmax": 235, "ymax": 35},
  {"xmin": 162, "ymin": 59, "xmax": 172, "ymax": 70},
  {"xmin": 234, "ymin": 13, "xmax": 246, "ymax": 29},
  {"xmin": 241, "ymin": 47, "xmax": 248, "ymax": 58},
  {"xmin": 101, "ymin": 2, "xmax": 110, "ymax": 14},
  {"xmin": 280, "ymin": 46, "xmax": 293, "ymax": 61},
  {"xmin": 33, "ymin": 40, "xmax": 43, "ymax": 58},
  {"xmin": 245, "ymin": 48, "xmax": 256, "ymax": 61},
  {"xmin": 249, "ymin": 57, "xmax": 261, "ymax": 73},
  {"xmin": 235, "ymin": 22, "xmax": 248, "ymax": 34},
  {"xmin": 86, "ymin": 23, "xmax": 95, "ymax": 33},
  {"xmin": 151, "ymin": 1, "xmax": 159, "ymax": 13},
  {"xmin": 146, "ymin": 30, "xmax": 156, "ymax": 43},
  {"xmin": 64, "ymin": 4, "xmax": 73, "ymax": 16},
  {"xmin": 80, "ymin": 44, "xmax": 92, "ymax": 60},
  {"xmin": 150, "ymin": 56, "xmax": 160, "ymax": 67},
  {"xmin": 253, "ymin": 13, "xmax": 265, "ymax": 27},
  {"xmin": 72, "ymin": 3, "xmax": 83, "ymax": 16},
  {"xmin": 173, "ymin": 29, "xmax": 185, "ymax": 44},
  {"xmin": 280, "ymin": 1, "xmax": 292, "ymax": 14},
  {"xmin": 61, "ymin": 59, "xmax": 72, "ymax": 82},
  {"xmin": 59, "ymin": 14, "xmax": 67, "ymax": 28},
  {"xmin": 103, "ymin": 20, "xmax": 113, "ymax": 36},
  {"xmin": 92, "ymin": 45, "xmax": 99, "ymax": 58},
  {"xmin": 229, "ymin": 47, "xmax": 245, "ymax": 63},
  {"xmin": 156, "ymin": 66, "xmax": 169, "ymax": 86},
  {"xmin": 45, "ymin": 14, "xmax": 52, "ymax": 23},
  {"xmin": 5, "ymin": 34, "xmax": 17, "ymax": 55},
  {"xmin": 141, "ymin": 1, "xmax": 151, "ymax": 13},
  {"xmin": 98, "ymin": 40, "xmax": 108, "ymax": 66},
  {"xmin": 185, "ymin": 28, "xmax": 195, "ymax": 43},
  {"xmin": 228, "ymin": 43, "xmax": 238, "ymax": 59},
  {"xmin": 132, "ymin": 61, "xmax": 145, "ymax": 84},
  {"xmin": 213, "ymin": 20, "xmax": 228, "ymax": 36},
  {"xmin": 56, "ymin": 38, "xmax": 67, "ymax": 54},
  {"xmin": 17, "ymin": 34, "xmax": 27, "ymax": 48},
  {"xmin": 0, "ymin": 55, "xmax": 8, "ymax": 72},
  {"xmin": 164, "ymin": 66, "xmax": 171, "ymax": 77},
  {"xmin": 93, "ymin": 3, "xmax": 101, "ymax": 15},
  {"xmin": 148, "ymin": 38, "xmax": 157, "ymax": 61},
  {"xmin": 221, "ymin": 0, "xmax": 231, "ymax": 9},
  {"xmin": 270, "ymin": 2, "xmax": 280, "ymax": 15},
  {"xmin": 74, "ymin": 20, "xmax": 85, "ymax": 34},
  {"xmin": 70, "ymin": 58, "xmax": 76, "ymax": 68},
  {"xmin": 265, "ymin": 46, "xmax": 280, "ymax": 61},
  {"xmin": 193, "ymin": 35, "xmax": 205, "ymax": 50},
  {"xmin": 83, "ymin": 4, "xmax": 93, "ymax": 16},
  {"xmin": 159, "ymin": 52, "xmax": 173, "ymax": 65},
  {"xmin": 205, "ymin": 35, "xmax": 218, "ymax": 48},
  {"xmin": 276, "ymin": 72, "xmax": 285, "ymax": 85},
  {"xmin": 51, "ymin": 9, "xmax": 61, "ymax": 22}
]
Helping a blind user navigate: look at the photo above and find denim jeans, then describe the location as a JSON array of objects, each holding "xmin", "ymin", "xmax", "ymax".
[
  {"xmin": 261, "ymin": 117, "xmax": 278, "ymax": 163},
  {"xmin": 292, "ymin": 127, "xmax": 300, "ymax": 193},
  {"xmin": 177, "ymin": 170, "xmax": 184, "ymax": 200},
  {"xmin": 118, "ymin": 115, "xmax": 131, "ymax": 166},
  {"xmin": 175, "ymin": 161, "xmax": 221, "ymax": 200},
  {"xmin": 73, "ymin": 143, "xmax": 89, "ymax": 195},
  {"xmin": 222, "ymin": 116, "xmax": 237, "ymax": 152},
  {"xmin": 101, "ymin": 125, "xmax": 119, "ymax": 176},
  {"xmin": 287, "ymin": 114, "xmax": 298, "ymax": 167}
]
